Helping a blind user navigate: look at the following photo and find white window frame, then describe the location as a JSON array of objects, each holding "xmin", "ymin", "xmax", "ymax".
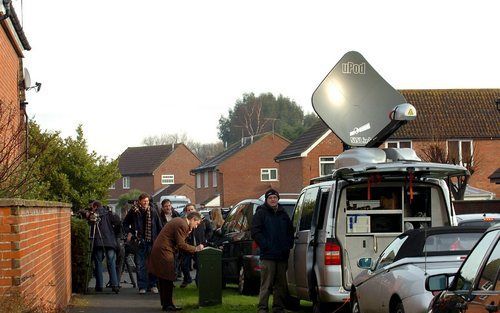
[
  {"xmin": 319, "ymin": 156, "xmax": 337, "ymax": 176},
  {"xmin": 261, "ymin": 168, "xmax": 278, "ymax": 181},
  {"xmin": 447, "ymin": 139, "xmax": 473, "ymax": 167},
  {"xmin": 385, "ymin": 140, "xmax": 412, "ymax": 149},
  {"xmin": 212, "ymin": 171, "xmax": 218, "ymax": 187},
  {"xmin": 204, "ymin": 172, "xmax": 209, "ymax": 188},
  {"xmin": 161, "ymin": 174, "xmax": 175, "ymax": 185},
  {"xmin": 109, "ymin": 182, "xmax": 116, "ymax": 190},
  {"xmin": 196, "ymin": 173, "xmax": 201, "ymax": 189},
  {"xmin": 123, "ymin": 177, "xmax": 130, "ymax": 189}
]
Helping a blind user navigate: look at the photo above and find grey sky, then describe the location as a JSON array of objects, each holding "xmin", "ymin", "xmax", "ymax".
[{"xmin": 17, "ymin": 0, "xmax": 500, "ymax": 159}]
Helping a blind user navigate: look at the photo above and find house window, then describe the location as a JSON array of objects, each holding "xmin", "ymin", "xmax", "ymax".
[
  {"xmin": 161, "ymin": 174, "xmax": 174, "ymax": 185},
  {"xmin": 204, "ymin": 172, "xmax": 209, "ymax": 188},
  {"xmin": 447, "ymin": 140, "xmax": 473, "ymax": 167},
  {"xmin": 109, "ymin": 182, "xmax": 116, "ymax": 190},
  {"xmin": 386, "ymin": 140, "xmax": 412, "ymax": 148},
  {"xmin": 212, "ymin": 171, "xmax": 218, "ymax": 187},
  {"xmin": 319, "ymin": 156, "xmax": 337, "ymax": 176},
  {"xmin": 196, "ymin": 173, "xmax": 201, "ymax": 189},
  {"xmin": 261, "ymin": 168, "xmax": 278, "ymax": 181},
  {"xmin": 123, "ymin": 177, "xmax": 130, "ymax": 189}
]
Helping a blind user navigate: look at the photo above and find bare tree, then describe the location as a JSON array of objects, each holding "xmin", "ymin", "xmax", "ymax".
[
  {"xmin": 142, "ymin": 132, "xmax": 224, "ymax": 162},
  {"xmin": 0, "ymin": 101, "xmax": 43, "ymax": 197},
  {"xmin": 420, "ymin": 140, "xmax": 481, "ymax": 200}
]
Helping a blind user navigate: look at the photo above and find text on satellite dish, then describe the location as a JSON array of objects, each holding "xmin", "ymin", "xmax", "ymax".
[
  {"xmin": 341, "ymin": 62, "xmax": 366, "ymax": 74},
  {"xmin": 350, "ymin": 137, "xmax": 371, "ymax": 144}
]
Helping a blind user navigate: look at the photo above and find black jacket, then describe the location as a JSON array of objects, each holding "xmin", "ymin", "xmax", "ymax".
[
  {"xmin": 159, "ymin": 209, "xmax": 180, "ymax": 228},
  {"xmin": 123, "ymin": 204, "xmax": 162, "ymax": 243},
  {"xmin": 251, "ymin": 203, "xmax": 294, "ymax": 261},
  {"xmin": 187, "ymin": 218, "xmax": 213, "ymax": 246},
  {"xmin": 91, "ymin": 207, "xmax": 121, "ymax": 249}
]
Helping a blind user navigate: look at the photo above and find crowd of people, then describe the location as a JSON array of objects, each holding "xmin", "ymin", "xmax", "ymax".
[{"xmin": 83, "ymin": 188, "xmax": 293, "ymax": 313}]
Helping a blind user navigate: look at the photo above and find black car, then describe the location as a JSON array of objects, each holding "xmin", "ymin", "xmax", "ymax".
[
  {"xmin": 425, "ymin": 224, "xmax": 500, "ymax": 313},
  {"xmin": 215, "ymin": 198, "xmax": 296, "ymax": 295}
]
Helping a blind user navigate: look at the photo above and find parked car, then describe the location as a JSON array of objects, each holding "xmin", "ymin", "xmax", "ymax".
[
  {"xmin": 216, "ymin": 198, "xmax": 297, "ymax": 295},
  {"xmin": 350, "ymin": 226, "xmax": 487, "ymax": 313},
  {"xmin": 425, "ymin": 224, "xmax": 500, "ymax": 313},
  {"xmin": 457, "ymin": 213, "xmax": 500, "ymax": 228}
]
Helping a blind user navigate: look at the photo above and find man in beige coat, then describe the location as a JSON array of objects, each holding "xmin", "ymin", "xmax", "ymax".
[{"xmin": 148, "ymin": 211, "xmax": 204, "ymax": 311}]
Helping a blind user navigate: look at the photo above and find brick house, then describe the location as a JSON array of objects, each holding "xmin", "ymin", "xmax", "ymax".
[
  {"xmin": 277, "ymin": 89, "xmax": 500, "ymax": 198},
  {"xmin": 191, "ymin": 133, "xmax": 290, "ymax": 207},
  {"xmin": 275, "ymin": 121, "xmax": 343, "ymax": 193},
  {"xmin": 108, "ymin": 144, "xmax": 200, "ymax": 207},
  {"xmin": 0, "ymin": 1, "xmax": 31, "ymax": 163}
]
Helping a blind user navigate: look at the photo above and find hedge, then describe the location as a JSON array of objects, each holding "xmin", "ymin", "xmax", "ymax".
[{"xmin": 71, "ymin": 217, "xmax": 91, "ymax": 293}]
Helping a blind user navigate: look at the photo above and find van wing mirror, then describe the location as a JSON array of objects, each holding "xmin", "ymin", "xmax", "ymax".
[
  {"xmin": 425, "ymin": 274, "xmax": 452, "ymax": 292},
  {"xmin": 357, "ymin": 257, "xmax": 372, "ymax": 269}
]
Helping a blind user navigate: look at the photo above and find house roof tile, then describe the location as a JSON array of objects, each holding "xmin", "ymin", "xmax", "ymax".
[
  {"xmin": 275, "ymin": 121, "xmax": 330, "ymax": 161},
  {"xmin": 392, "ymin": 89, "xmax": 500, "ymax": 139},
  {"xmin": 118, "ymin": 144, "xmax": 178, "ymax": 175}
]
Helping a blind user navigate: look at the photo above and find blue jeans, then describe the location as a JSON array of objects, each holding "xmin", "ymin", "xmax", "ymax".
[
  {"xmin": 136, "ymin": 241, "xmax": 157, "ymax": 290},
  {"xmin": 93, "ymin": 247, "xmax": 118, "ymax": 288}
]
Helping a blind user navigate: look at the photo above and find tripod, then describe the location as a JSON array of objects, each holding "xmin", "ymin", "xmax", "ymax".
[{"xmin": 86, "ymin": 214, "xmax": 119, "ymax": 294}]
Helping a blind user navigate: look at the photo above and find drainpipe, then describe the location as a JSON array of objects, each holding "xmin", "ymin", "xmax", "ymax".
[
  {"xmin": 0, "ymin": 0, "xmax": 11, "ymax": 22},
  {"xmin": 20, "ymin": 101, "xmax": 29, "ymax": 160}
]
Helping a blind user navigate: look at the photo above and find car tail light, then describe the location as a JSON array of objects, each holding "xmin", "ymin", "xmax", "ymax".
[
  {"xmin": 325, "ymin": 242, "xmax": 341, "ymax": 265},
  {"xmin": 252, "ymin": 241, "xmax": 260, "ymax": 254}
]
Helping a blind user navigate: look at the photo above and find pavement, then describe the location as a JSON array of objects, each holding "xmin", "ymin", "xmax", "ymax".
[{"xmin": 68, "ymin": 272, "xmax": 180, "ymax": 313}]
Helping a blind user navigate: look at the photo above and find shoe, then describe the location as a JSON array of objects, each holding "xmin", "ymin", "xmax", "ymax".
[
  {"xmin": 180, "ymin": 281, "xmax": 189, "ymax": 288},
  {"xmin": 95, "ymin": 287, "xmax": 103, "ymax": 292},
  {"xmin": 139, "ymin": 289, "xmax": 146, "ymax": 294},
  {"xmin": 150, "ymin": 287, "xmax": 159, "ymax": 294},
  {"xmin": 112, "ymin": 286, "xmax": 120, "ymax": 294},
  {"xmin": 163, "ymin": 304, "xmax": 182, "ymax": 311}
]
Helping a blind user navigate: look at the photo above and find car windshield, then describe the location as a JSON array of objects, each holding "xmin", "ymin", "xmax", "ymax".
[
  {"xmin": 424, "ymin": 232, "xmax": 484, "ymax": 252},
  {"xmin": 281, "ymin": 203, "xmax": 296, "ymax": 219},
  {"xmin": 453, "ymin": 229, "xmax": 499, "ymax": 292},
  {"xmin": 375, "ymin": 235, "xmax": 409, "ymax": 270}
]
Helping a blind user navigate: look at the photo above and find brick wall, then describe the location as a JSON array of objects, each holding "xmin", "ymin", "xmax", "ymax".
[
  {"xmin": 0, "ymin": 199, "xmax": 72, "ymax": 308},
  {"xmin": 219, "ymin": 134, "xmax": 290, "ymax": 206}
]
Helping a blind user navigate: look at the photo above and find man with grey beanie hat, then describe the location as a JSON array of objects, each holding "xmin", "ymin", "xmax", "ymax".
[{"xmin": 251, "ymin": 189, "xmax": 293, "ymax": 313}]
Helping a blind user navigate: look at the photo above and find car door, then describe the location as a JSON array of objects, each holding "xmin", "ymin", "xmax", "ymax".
[
  {"xmin": 221, "ymin": 202, "xmax": 250, "ymax": 281},
  {"xmin": 293, "ymin": 187, "xmax": 319, "ymax": 298},
  {"xmin": 287, "ymin": 193, "xmax": 305, "ymax": 297},
  {"xmin": 356, "ymin": 235, "xmax": 409, "ymax": 313}
]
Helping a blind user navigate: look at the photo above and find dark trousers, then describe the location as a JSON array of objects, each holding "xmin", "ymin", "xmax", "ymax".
[
  {"xmin": 258, "ymin": 259, "xmax": 287, "ymax": 313},
  {"xmin": 158, "ymin": 278, "xmax": 174, "ymax": 308}
]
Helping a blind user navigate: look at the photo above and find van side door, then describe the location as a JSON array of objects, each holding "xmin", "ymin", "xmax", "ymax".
[{"xmin": 293, "ymin": 187, "xmax": 320, "ymax": 299}]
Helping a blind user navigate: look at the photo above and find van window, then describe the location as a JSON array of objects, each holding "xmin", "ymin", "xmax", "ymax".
[
  {"xmin": 316, "ymin": 189, "xmax": 330, "ymax": 230},
  {"xmin": 293, "ymin": 194, "xmax": 305, "ymax": 230},
  {"xmin": 299, "ymin": 187, "xmax": 319, "ymax": 231},
  {"xmin": 477, "ymin": 241, "xmax": 499, "ymax": 291}
]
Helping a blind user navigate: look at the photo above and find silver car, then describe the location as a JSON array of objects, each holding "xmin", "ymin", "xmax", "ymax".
[{"xmin": 350, "ymin": 226, "xmax": 487, "ymax": 313}]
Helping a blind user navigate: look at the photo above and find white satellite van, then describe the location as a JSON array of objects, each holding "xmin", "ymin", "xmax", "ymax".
[
  {"xmin": 286, "ymin": 52, "xmax": 469, "ymax": 313},
  {"xmin": 158, "ymin": 195, "xmax": 191, "ymax": 214}
]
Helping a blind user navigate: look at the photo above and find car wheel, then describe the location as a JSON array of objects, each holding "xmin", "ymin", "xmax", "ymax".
[
  {"xmin": 392, "ymin": 301, "xmax": 405, "ymax": 313},
  {"xmin": 351, "ymin": 292, "xmax": 361, "ymax": 313}
]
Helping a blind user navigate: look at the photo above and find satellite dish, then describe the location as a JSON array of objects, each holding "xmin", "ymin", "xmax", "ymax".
[
  {"xmin": 23, "ymin": 68, "xmax": 31, "ymax": 90},
  {"xmin": 312, "ymin": 51, "xmax": 416, "ymax": 148}
]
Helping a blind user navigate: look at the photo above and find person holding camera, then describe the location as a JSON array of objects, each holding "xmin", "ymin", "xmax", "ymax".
[
  {"xmin": 89, "ymin": 201, "xmax": 121, "ymax": 293},
  {"xmin": 123, "ymin": 193, "xmax": 162, "ymax": 294}
]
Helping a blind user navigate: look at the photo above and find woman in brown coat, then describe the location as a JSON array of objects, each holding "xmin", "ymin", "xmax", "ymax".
[{"xmin": 148, "ymin": 211, "xmax": 204, "ymax": 311}]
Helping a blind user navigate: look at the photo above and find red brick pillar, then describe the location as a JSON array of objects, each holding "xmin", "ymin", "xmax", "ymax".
[{"xmin": 0, "ymin": 199, "xmax": 72, "ymax": 308}]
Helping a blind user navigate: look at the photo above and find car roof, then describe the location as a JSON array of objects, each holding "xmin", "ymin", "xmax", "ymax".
[{"xmin": 393, "ymin": 226, "xmax": 488, "ymax": 261}]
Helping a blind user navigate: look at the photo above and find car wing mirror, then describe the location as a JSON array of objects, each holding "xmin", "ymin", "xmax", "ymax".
[
  {"xmin": 425, "ymin": 274, "xmax": 452, "ymax": 292},
  {"xmin": 357, "ymin": 257, "xmax": 372, "ymax": 269}
]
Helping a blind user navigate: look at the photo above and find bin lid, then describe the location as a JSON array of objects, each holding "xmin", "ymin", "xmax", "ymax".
[
  {"xmin": 198, "ymin": 247, "xmax": 222, "ymax": 255},
  {"xmin": 312, "ymin": 51, "xmax": 416, "ymax": 148}
]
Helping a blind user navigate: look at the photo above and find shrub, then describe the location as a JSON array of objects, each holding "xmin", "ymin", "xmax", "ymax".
[{"xmin": 71, "ymin": 217, "xmax": 91, "ymax": 293}]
